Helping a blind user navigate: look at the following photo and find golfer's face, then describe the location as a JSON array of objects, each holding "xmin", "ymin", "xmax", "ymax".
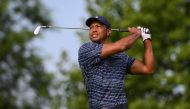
[{"xmin": 89, "ymin": 22, "xmax": 108, "ymax": 43}]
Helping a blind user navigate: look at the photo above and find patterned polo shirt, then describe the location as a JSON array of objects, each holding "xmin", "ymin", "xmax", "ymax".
[{"xmin": 78, "ymin": 42, "xmax": 135, "ymax": 109}]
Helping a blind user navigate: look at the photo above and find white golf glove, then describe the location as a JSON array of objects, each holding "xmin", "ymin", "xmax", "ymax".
[{"xmin": 137, "ymin": 26, "xmax": 151, "ymax": 41}]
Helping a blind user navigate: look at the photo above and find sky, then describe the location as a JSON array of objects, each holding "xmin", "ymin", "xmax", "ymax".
[{"xmin": 32, "ymin": 0, "xmax": 89, "ymax": 72}]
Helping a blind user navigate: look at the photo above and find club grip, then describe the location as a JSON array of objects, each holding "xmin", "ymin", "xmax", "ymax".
[{"xmin": 112, "ymin": 28, "xmax": 129, "ymax": 32}]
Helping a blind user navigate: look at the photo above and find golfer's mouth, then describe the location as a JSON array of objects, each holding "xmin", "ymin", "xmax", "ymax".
[{"xmin": 91, "ymin": 34, "xmax": 98, "ymax": 38}]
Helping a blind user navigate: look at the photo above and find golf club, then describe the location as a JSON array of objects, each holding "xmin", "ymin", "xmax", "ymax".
[{"xmin": 34, "ymin": 25, "xmax": 129, "ymax": 35}]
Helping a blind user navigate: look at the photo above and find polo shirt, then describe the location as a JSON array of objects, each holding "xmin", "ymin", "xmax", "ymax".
[{"xmin": 78, "ymin": 42, "xmax": 135, "ymax": 109}]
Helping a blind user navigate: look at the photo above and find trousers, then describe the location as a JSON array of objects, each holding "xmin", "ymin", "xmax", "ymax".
[{"xmin": 101, "ymin": 103, "xmax": 128, "ymax": 109}]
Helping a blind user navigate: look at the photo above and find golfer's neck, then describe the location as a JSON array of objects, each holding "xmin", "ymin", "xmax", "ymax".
[
  {"xmin": 93, "ymin": 38, "xmax": 109, "ymax": 44},
  {"xmin": 100, "ymin": 37, "xmax": 110, "ymax": 44}
]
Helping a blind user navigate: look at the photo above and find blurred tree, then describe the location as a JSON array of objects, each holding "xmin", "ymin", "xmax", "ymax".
[
  {"xmin": 57, "ymin": 51, "xmax": 89, "ymax": 109},
  {"xmin": 63, "ymin": 0, "xmax": 190, "ymax": 109},
  {"xmin": 0, "ymin": 0, "xmax": 56, "ymax": 109}
]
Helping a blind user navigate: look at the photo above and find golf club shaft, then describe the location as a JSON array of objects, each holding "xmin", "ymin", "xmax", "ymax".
[
  {"xmin": 41, "ymin": 26, "xmax": 89, "ymax": 30},
  {"xmin": 34, "ymin": 25, "xmax": 129, "ymax": 35},
  {"xmin": 41, "ymin": 26, "xmax": 129, "ymax": 32},
  {"xmin": 111, "ymin": 28, "xmax": 129, "ymax": 32}
]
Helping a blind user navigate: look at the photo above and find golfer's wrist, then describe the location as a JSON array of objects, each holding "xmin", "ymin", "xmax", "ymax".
[{"xmin": 142, "ymin": 35, "xmax": 151, "ymax": 41}]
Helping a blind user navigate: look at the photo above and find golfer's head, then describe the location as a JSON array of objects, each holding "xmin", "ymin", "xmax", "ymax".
[{"xmin": 86, "ymin": 16, "xmax": 111, "ymax": 43}]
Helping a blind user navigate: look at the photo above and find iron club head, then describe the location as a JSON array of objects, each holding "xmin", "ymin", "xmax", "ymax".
[{"xmin": 34, "ymin": 26, "xmax": 42, "ymax": 35}]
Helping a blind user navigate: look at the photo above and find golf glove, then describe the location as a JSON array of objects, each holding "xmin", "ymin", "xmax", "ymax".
[{"xmin": 137, "ymin": 26, "xmax": 151, "ymax": 41}]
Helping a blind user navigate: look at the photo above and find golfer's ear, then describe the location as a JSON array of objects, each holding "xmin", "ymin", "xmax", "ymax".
[{"xmin": 107, "ymin": 29, "xmax": 112, "ymax": 36}]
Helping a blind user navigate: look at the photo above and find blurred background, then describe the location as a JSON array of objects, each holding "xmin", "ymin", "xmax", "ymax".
[{"xmin": 0, "ymin": 0, "xmax": 190, "ymax": 109}]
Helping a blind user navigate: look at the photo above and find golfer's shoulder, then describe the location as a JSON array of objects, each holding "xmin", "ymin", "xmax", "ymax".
[
  {"xmin": 78, "ymin": 42, "xmax": 91, "ymax": 54},
  {"xmin": 80, "ymin": 42, "xmax": 101, "ymax": 50},
  {"xmin": 80, "ymin": 42, "xmax": 91, "ymax": 47},
  {"xmin": 78, "ymin": 42, "xmax": 90, "ymax": 51}
]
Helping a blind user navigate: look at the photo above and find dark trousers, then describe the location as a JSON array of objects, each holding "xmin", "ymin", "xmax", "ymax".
[
  {"xmin": 112, "ymin": 103, "xmax": 127, "ymax": 109},
  {"xmin": 101, "ymin": 103, "xmax": 128, "ymax": 109}
]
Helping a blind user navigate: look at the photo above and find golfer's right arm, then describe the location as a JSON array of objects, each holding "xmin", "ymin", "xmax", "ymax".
[{"xmin": 101, "ymin": 27, "xmax": 140, "ymax": 58}]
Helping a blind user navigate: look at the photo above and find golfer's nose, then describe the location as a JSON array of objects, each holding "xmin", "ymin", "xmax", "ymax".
[{"xmin": 91, "ymin": 26, "xmax": 97, "ymax": 32}]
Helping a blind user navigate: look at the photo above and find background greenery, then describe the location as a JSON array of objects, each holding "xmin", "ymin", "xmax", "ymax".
[{"xmin": 0, "ymin": 0, "xmax": 190, "ymax": 109}]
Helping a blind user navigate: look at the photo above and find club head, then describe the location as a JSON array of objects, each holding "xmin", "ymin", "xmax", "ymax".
[{"xmin": 34, "ymin": 26, "xmax": 42, "ymax": 35}]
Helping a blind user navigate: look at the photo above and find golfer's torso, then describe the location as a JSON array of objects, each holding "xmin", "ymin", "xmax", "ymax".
[{"xmin": 85, "ymin": 53, "xmax": 128, "ymax": 108}]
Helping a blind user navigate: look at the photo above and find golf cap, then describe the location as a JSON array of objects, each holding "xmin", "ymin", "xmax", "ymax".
[{"xmin": 86, "ymin": 16, "xmax": 111, "ymax": 28}]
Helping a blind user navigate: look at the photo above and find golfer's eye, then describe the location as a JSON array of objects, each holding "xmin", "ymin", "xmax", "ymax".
[
  {"xmin": 96, "ymin": 25, "xmax": 101, "ymax": 28},
  {"xmin": 90, "ymin": 25, "xmax": 101, "ymax": 30}
]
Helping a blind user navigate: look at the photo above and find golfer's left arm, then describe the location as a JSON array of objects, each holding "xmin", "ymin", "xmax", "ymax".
[{"xmin": 130, "ymin": 27, "xmax": 155, "ymax": 75}]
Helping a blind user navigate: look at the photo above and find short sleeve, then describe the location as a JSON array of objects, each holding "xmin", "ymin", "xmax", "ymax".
[
  {"xmin": 78, "ymin": 42, "xmax": 103, "ymax": 70},
  {"xmin": 123, "ymin": 55, "xmax": 135, "ymax": 74}
]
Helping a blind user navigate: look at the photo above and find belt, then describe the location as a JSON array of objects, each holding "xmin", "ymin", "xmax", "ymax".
[
  {"xmin": 101, "ymin": 108, "xmax": 108, "ymax": 109},
  {"xmin": 100, "ymin": 103, "xmax": 127, "ymax": 109}
]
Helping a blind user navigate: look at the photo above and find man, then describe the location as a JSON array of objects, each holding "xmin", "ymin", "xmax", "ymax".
[{"xmin": 78, "ymin": 16, "xmax": 155, "ymax": 109}]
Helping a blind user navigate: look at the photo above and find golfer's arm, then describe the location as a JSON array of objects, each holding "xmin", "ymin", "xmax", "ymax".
[
  {"xmin": 101, "ymin": 34, "xmax": 139, "ymax": 58},
  {"xmin": 130, "ymin": 40, "xmax": 155, "ymax": 75}
]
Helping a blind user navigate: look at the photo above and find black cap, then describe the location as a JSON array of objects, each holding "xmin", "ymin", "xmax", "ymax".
[{"xmin": 86, "ymin": 16, "xmax": 111, "ymax": 28}]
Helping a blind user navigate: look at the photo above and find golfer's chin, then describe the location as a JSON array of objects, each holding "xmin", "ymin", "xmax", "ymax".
[{"xmin": 90, "ymin": 37, "xmax": 101, "ymax": 43}]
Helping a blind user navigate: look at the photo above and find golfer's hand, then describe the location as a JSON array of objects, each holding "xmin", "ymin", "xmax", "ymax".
[
  {"xmin": 128, "ymin": 27, "xmax": 141, "ymax": 36},
  {"xmin": 138, "ymin": 26, "xmax": 151, "ymax": 41}
]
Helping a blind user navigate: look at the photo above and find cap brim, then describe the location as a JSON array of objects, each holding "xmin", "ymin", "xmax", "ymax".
[{"xmin": 86, "ymin": 17, "xmax": 102, "ymax": 27}]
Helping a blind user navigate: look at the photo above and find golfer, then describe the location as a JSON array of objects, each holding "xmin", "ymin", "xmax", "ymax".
[{"xmin": 78, "ymin": 16, "xmax": 155, "ymax": 109}]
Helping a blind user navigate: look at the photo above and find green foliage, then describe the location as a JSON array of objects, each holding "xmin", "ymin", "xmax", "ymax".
[
  {"xmin": 56, "ymin": 51, "xmax": 89, "ymax": 109},
  {"xmin": 65, "ymin": 70, "xmax": 88, "ymax": 109},
  {"xmin": 63, "ymin": 0, "xmax": 190, "ymax": 109},
  {"xmin": 0, "ymin": 0, "xmax": 55, "ymax": 109},
  {"xmin": 61, "ymin": 66, "xmax": 88, "ymax": 109}
]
